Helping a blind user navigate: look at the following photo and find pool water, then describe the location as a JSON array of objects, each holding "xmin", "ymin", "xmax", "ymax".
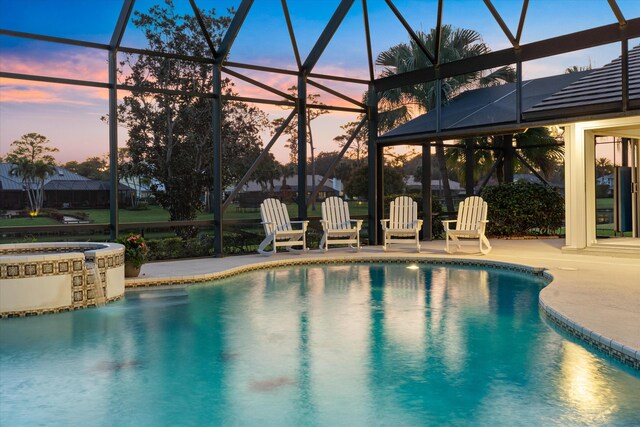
[{"xmin": 1, "ymin": 264, "xmax": 639, "ymax": 426}]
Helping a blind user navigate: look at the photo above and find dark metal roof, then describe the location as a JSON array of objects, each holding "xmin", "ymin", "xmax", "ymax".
[
  {"xmin": 0, "ymin": 163, "xmax": 90, "ymax": 191},
  {"xmin": 380, "ymin": 45, "xmax": 640, "ymax": 144},
  {"xmin": 43, "ymin": 180, "xmax": 133, "ymax": 191},
  {"xmin": 523, "ymin": 44, "xmax": 640, "ymax": 120},
  {"xmin": 381, "ymin": 72, "xmax": 589, "ymax": 141}
]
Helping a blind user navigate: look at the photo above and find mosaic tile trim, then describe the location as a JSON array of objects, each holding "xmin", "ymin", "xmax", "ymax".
[
  {"xmin": 0, "ymin": 295, "xmax": 123, "ymax": 319},
  {"xmin": 540, "ymin": 300, "xmax": 639, "ymax": 371},
  {"xmin": 0, "ymin": 254, "xmax": 123, "ymax": 280},
  {"xmin": 125, "ymin": 256, "xmax": 552, "ymax": 288}
]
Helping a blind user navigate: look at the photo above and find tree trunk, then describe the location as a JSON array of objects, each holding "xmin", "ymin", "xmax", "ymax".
[{"xmin": 436, "ymin": 143, "xmax": 454, "ymax": 212}]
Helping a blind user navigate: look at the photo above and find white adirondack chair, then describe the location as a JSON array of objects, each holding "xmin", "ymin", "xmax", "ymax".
[
  {"xmin": 258, "ymin": 198, "xmax": 309, "ymax": 256},
  {"xmin": 442, "ymin": 196, "xmax": 492, "ymax": 255},
  {"xmin": 320, "ymin": 196, "xmax": 363, "ymax": 252},
  {"xmin": 380, "ymin": 196, "xmax": 423, "ymax": 252}
]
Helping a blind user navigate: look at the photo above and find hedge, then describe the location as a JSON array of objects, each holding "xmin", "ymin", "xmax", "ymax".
[{"xmin": 480, "ymin": 182, "xmax": 564, "ymax": 237}]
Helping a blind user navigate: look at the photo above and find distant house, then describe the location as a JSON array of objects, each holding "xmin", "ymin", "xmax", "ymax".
[
  {"xmin": 232, "ymin": 175, "xmax": 341, "ymax": 210},
  {"xmin": 0, "ymin": 163, "xmax": 134, "ymax": 210},
  {"xmin": 405, "ymin": 176, "xmax": 464, "ymax": 196}
]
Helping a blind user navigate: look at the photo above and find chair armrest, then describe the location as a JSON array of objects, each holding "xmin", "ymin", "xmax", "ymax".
[
  {"xmin": 352, "ymin": 219, "xmax": 363, "ymax": 230},
  {"xmin": 290, "ymin": 220, "xmax": 309, "ymax": 231},
  {"xmin": 442, "ymin": 219, "xmax": 456, "ymax": 230},
  {"xmin": 380, "ymin": 219, "xmax": 390, "ymax": 230}
]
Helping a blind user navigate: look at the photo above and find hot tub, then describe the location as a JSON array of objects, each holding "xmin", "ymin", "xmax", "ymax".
[{"xmin": 0, "ymin": 242, "xmax": 125, "ymax": 317}]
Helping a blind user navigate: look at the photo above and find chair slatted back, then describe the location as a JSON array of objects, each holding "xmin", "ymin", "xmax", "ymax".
[
  {"xmin": 389, "ymin": 196, "xmax": 418, "ymax": 230},
  {"xmin": 322, "ymin": 197, "xmax": 351, "ymax": 230},
  {"xmin": 456, "ymin": 196, "xmax": 487, "ymax": 231},
  {"xmin": 260, "ymin": 198, "xmax": 292, "ymax": 235}
]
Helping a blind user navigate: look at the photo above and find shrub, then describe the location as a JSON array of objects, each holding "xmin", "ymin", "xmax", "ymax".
[
  {"xmin": 115, "ymin": 233, "xmax": 149, "ymax": 267},
  {"xmin": 481, "ymin": 182, "xmax": 564, "ymax": 236}
]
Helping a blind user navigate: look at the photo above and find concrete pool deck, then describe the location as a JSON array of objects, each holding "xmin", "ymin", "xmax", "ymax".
[{"xmin": 127, "ymin": 238, "xmax": 640, "ymax": 369}]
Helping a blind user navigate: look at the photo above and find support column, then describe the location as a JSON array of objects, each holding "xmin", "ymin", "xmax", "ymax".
[
  {"xmin": 108, "ymin": 49, "xmax": 119, "ymax": 240},
  {"xmin": 464, "ymin": 138, "xmax": 474, "ymax": 195},
  {"xmin": 422, "ymin": 142, "xmax": 432, "ymax": 241},
  {"xmin": 563, "ymin": 124, "xmax": 588, "ymax": 250},
  {"xmin": 297, "ymin": 74, "xmax": 308, "ymax": 220},
  {"xmin": 503, "ymin": 135, "xmax": 514, "ymax": 183},
  {"xmin": 375, "ymin": 144, "xmax": 384, "ymax": 245},
  {"xmin": 367, "ymin": 84, "xmax": 379, "ymax": 244},
  {"xmin": 212, "ymin": 64, "xmax": 223, "ymax": 256}
]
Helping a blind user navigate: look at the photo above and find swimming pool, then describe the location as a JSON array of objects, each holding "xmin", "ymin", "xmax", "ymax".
[{"xmin": 1, "ymin": 263, "xmax": 639, "ymax": 425}]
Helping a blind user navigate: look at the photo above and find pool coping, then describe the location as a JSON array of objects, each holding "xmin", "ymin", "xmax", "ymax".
[{"xmin": 125, "ymin": 243, "xmax": 640, "ymax": 371}]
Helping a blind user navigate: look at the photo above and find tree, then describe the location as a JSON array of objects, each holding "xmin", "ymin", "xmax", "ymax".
[
  {"xmin": 5, "ymin": 133, "xmax": 58, "ymax": 216},
  {"xmin": 63, "ymin": 156, "xmax": 109, "ymax": 180},
  {"xmin": 376, "ymin": 25, "xmax": 515, "ymax": 212},
  {"xmin": 116, "ymin": 1, "xmax": 268, "ymax": 237},
  {"xmin": 333, "ymin": 118, "xmax": 368, "ymax": 165},
  {"xmin": 344, "ymin": 165, "xmax": 405, "ymax": 199},
  {"xmin": 252, "ymin": 153, "xmax": 281, "ymax": 192},
  {"xmin": 595, "ymin": 157, "xmax": 613, "ymax": 179},
  {"xmin": 513, "ymin": 128, "xmax": 564, "ymax": 182},
  {"xmin": 271, "ymin": 86, "xmax": 329, "ymax": 209},
  {"xmin": 565, "ymin": 61, "xmax": 592, "ymax": 73}
]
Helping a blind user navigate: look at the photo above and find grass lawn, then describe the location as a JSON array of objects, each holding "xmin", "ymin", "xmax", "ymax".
[
  {"xmin": 596, "ymin": 198, "xmax": 614, "ymax": 209},
  {"xmin": 0, "ymin": 216, "xmax": 59, "ymax": 227},
  {"xmin": 0, "ymin": 202, "xmax": 370, "ymax": 228}
]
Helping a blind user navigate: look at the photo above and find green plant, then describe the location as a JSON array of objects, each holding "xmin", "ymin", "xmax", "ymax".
[
  {"xmin": 115, "ymin": 233, "xmax": 149, "ymax": 267},
  {"xmin": 481, "ymin": 182, "xmax": 564, "ymax": 236}
]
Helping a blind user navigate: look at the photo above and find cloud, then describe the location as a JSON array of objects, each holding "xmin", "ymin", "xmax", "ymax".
[{"xmin": 1, "ymin": 50, "xmax": 109, "ymax": 104}]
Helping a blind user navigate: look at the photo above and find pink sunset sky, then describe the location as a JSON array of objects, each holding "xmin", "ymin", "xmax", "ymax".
[{"xmin": 1, "ymin": 0, "xmax": 638, "ymax": 164}]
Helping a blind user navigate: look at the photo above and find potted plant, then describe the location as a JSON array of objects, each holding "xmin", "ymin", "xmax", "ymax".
[{"xmin": 116, "ymin": 233, "xmax": 149, "ymax": 278}]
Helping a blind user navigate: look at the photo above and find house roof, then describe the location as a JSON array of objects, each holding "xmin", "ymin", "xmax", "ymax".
[
  {"xmin": 380, "ymin": 72, "xmax": 589, "ymax": 141},
  {"xmin": 523, "ymin": 44, "xmax": 640, "ymax": 120},
  {"xmin": 240, "ymin": 175, "xmax": 341, "ymax": 193},
  {"xmin": 43, "ymin": 180, "xmax": 133, "ymax": 191},
  {"xmin": 0, "ymin": 163, "xmax": 133, "ymax": 191},
  {"xmin": 379, "ymin": 44, "xmax": 640, "ymax": 143}
]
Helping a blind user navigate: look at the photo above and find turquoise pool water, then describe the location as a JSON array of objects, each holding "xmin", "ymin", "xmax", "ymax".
[{"xmin": 1, "ymin": 263, "xmax": 639, "ymax": 426}]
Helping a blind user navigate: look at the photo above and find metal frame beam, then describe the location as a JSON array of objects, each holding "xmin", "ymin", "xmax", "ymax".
[
  {"xmin": 212, "ymin": 64, "xmax": 223, "ymax": 256},
  {"xmin": 362, "ymin": 0, "xmax": 375, "ymax": 81},
  {"xmin": 281, "ymin": 0, "xmax": 302, "ymax": 69},
  {"xmin": 384, "ymin": 0, "xmax": 436, "ymax": 65},
  {"xmin": 302, "ymin": 0, "xmax": 355, "ymax": 73},
  {"xmin": 217, "ymin": 0, "xmax": 254, "ymax": 64},
  {"xmin": 483, "ymin": 0, "xmax": 517, "ymax": 48},
  {"xmin": 421, "ymin": 142, "xmax": 432, "ymax": 241},
  {"xmin": 608, "ymin": 0, "xmax": 627, "ymax": 26},
  {"xmin": 223, "ymin": 109, "xmax": 298, "ymax": 210},
  {"xmin": 367, "ymin": 85, "xmax": 379, "ymax": 244},
  {"xmin": 307, "ymin": 78, "xmax": 366, "ymax": 108},
  {"xmin": 375, "ymin": 17, "xmax": 640, "ymax": 92},
  {"xmin": 515, "ymin": 0, "xmax": 529, "ymax": 45},
  {"xmin": 108, "ymin": 0, "xmax": 135, "ymax": 240},
  {"xmin": 297, "ymin": 75, "xmax": 308, "ymax": 220},
  {"xmin": 189, "ymin": 0, "xmax": 219, "ymax": 59},
  {"xmin": 434, "ymin": 0, "xmax": 444, "ymax": 65},
  {"xmin": 307, "ymin": 117, "xmax": 367, "ymax": 206}
]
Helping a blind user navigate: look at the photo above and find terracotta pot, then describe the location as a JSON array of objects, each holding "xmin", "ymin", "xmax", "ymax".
[{"xmin": 124, "ymin": 262, "xmax": 142, "ymax": 278}]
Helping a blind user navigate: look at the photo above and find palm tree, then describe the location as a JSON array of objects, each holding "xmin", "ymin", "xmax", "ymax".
[
  {"xmin": 376, "ymin": 25, "xmax": 515, "ymax": 212},
  {"xmin": 513, "ymin": 128, "xmax": 564, "ymax": 182},
  {"xmin": 10, "ymin": 158, "xmax": 56, "ymax": 216},
  {"xmin": 6, "ymin": 133, "xmax": 58, "ymax": 216}
]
